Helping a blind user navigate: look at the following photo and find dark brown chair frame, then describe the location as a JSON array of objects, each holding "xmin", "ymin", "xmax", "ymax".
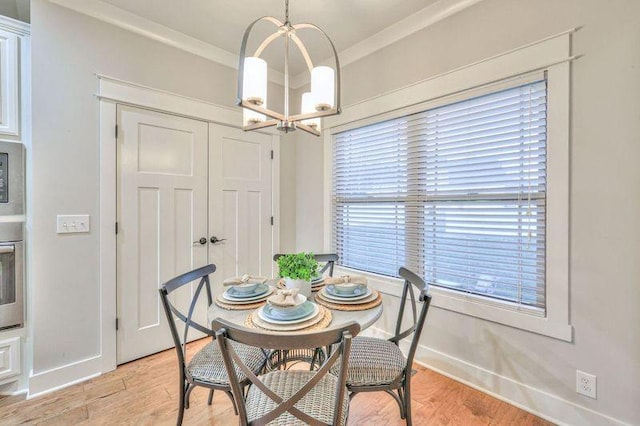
[
  {"xmin": 347, "ymin": 267, "xmax": 432, "ymax": 425},
  {"xmin": 213, "ymin": 318, "xmax": 360, "ymax": 425},
  {"xmin": 160, "ymin": 264, "xmax": 254, "ymax": 425}
]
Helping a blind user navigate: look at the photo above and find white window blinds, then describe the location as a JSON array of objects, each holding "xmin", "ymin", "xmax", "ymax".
[{"xmin": 333, "ymin": 79, "xmax": 547, "ymax": 310}]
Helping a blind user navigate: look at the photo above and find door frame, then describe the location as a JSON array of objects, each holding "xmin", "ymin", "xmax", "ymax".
[{"xmin": 98, "ymin": 75, "xmax": 280, "ymax": 373}]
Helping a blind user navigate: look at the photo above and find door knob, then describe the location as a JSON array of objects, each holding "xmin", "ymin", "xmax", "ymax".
[
  {"xmin": 193, "ymin": 237, "xmax": 207, "ymax": 245},
  {"xmin": 210, "ymin": 236, "xmax": 227, "ymax": 244}
]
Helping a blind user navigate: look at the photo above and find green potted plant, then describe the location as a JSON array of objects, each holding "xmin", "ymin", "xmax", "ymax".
[{"xmin": 277, "ymin": 252, "xmax": 318, "ymax": 298}]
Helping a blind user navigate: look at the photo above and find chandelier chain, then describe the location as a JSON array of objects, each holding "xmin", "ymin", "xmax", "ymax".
[{"xmin": 284, "ymin": 0, "xmax": 289, "ymax": 23}]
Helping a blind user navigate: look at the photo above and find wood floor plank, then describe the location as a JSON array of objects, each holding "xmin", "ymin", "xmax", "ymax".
[
  {"xmin": 82, "ymin": 377, "xmax": 126, "ymax": 402},
  {"xmin": 35, "ymin": 406, "xmax": 89, "ymax": 426},
  {"xmin": 0, "ymin": 338, "xmax": 552, "ymax": 425}
]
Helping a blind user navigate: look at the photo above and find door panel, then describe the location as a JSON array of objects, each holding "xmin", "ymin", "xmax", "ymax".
[
  {"xmin": 137, "ymin": 187, "xmax": 160, "ymax": 330},
  {"xmin": 117, "ymin": 105, "xmax": 208, "ymax": 364},
  {"xmin": 247, "ymin": 191, "xmax": 263, "ymax": 273},
  {"xmin": 209, "ymin": 125, "xmax": 273, "ymax": 292}
]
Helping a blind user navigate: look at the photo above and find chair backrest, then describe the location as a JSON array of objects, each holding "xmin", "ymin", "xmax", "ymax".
[
  {"xmin": 392, "ymin": 267, "xmax": 432, "ymax": 372},
  {"xmin": 213, "ymin": 318, "xmax": 360, "ymax": 425},
  {"xmin": 273, "ymin": 253, "xmax": 339, "ymax": 277},
  {"xmin": 159, "ymin": 264, "xmax": 216, "ymax": 372}
]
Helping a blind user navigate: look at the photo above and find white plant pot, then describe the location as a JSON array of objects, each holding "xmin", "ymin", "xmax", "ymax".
[{"xmin": 284, "ymin": 277, "xmax": 312, "ymax": 298}]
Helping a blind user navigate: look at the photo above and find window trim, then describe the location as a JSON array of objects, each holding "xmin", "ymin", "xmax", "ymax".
[{"xmin": 323, "ymin": 33, "xmax": 572, "ymax": 341}]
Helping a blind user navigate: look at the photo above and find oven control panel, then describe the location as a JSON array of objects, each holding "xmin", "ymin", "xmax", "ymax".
[
  {"xmin": 0, "ymin": 142, "xmax": 24, "ymax": 215},
  {"xmin": 0, "ymin": 153, "xmax": 7, "ymax": 203}
]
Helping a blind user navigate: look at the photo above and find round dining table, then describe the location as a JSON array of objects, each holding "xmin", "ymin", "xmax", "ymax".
[{"xmin": 207, "ymin": 281, "xmax": 384, "ymax": 333}]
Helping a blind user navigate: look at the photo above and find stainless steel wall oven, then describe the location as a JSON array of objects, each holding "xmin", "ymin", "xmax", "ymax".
[{"xmin": 0, "ymin": 222, "xmax": 23, "ymax": 329}]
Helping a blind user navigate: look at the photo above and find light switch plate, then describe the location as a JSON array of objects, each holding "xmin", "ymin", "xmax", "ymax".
[{"xmin": 57, "ymin": 215, "xmax": 90, "ymax": 234}]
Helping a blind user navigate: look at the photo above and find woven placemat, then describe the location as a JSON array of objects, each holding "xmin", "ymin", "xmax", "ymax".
[
  {"xmin": 244, "ymin": 306, "xmax": 332, "ymax": 332},
  {"xmin": 214, "ymin": 296, "xmax": 267, "ymax": 310},
  {"xmin": 277, "ymin": 279, "xmax": 326, "ymax": 292},
  {"xmin": 315, "ymin": 291, "xmax": 383, "ymax": 311}
]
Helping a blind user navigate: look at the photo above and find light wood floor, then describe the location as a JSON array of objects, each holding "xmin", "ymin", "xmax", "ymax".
[{"xmin": 0, "ymin": 338, "xmax": 552, "ymax": 425}]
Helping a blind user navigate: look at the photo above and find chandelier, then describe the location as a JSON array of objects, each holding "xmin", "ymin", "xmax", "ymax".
[{"xmin": 236, "ymin": 0, "xmax": 341, "ymax": 136}]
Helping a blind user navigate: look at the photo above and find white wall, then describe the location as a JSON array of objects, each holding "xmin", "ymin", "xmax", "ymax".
[
  {"xmin": 294, "ymin": 130, "xmax": 324, "ymax": 253},
  {"xmin": 278, "ymin": 133, "xmax": 297, "ymax": 253},
  {"xmin": 294, "ymin": 0, "xmax": 640, "ymax": 424},
  {"xmin": 29, "ymin": 0, "xmax": 291, "ymax": 392}
]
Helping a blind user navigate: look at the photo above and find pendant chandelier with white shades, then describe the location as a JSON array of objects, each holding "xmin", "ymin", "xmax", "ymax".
[{"xmin": 236, "ymin": 0, "xmax": 341, "ymax": 136}]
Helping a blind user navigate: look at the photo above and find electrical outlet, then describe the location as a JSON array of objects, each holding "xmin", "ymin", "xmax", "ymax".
[
  {"xmin": 57, "ymin": 215, "xmax": 91, "ymax": 234},
  {"xmin": 576, "ymin": 370, "xmax": 597, "ymax": 398}
]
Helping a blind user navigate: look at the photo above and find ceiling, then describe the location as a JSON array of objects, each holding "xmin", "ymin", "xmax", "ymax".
[{"xmin": 100, "ymin": 0, "xmax": 440, "ymax": 74}]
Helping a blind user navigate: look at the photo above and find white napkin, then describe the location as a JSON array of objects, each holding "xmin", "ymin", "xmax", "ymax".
[
  {"xmin": 324, "ymin": 275, "xmax": 368, "ymax": 287},
  {"xmin": 268, "ymin": 288, "xmax": 301, "ymax": 307},
  {"xmin": 223, "ymin": 274, "xmax": 267, "ymax": 287}
]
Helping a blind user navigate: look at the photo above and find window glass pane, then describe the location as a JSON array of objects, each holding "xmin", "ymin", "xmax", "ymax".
[
  {"xmin": 334, "ymin": 202, "xmax": 406, "ymax": 277},
  {"xmin": 423, "ymin": 200, "xmax": 546, "ymax": 307},
  {"xmin": 334, "ymin": 117, "xmax": 409, "ymax": 199}
]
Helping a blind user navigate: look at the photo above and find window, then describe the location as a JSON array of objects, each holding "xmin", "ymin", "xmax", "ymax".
[{"xmin": 332, "ymin": 80, "xmax": 547, "ymax": 313}]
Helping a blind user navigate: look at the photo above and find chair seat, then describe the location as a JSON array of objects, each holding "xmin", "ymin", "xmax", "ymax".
[
  {"xmin": 340, "ymin": 336, "xmax": 406, "ymax": 387},
  {"xmin": 187, "ymin": 340, "xmax": 266, "ymax": 385},
  {"xmin": 245, "ymin": 371, "xmax": 349, "ymax": 425}
]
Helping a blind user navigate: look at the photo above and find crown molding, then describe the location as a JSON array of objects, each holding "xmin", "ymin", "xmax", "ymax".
[
  {"xmin": 46, "ymin": 0, "xmax": 285, "ymax": 85},
  {"xmin": 46, "ymin": 0, "xmax": 483, "ymax": 90},
  {"xmin": 290, "ymin": 0, "xmax": 485, "ymax": 89},
  {"xmin": 0, "ymin": 14, "xmax": 30, "ymax": 36}
]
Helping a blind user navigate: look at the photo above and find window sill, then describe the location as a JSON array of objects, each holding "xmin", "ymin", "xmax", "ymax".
[{"xmin": 334, "ymin": 266, "xmax": 573, "ymax": 342}]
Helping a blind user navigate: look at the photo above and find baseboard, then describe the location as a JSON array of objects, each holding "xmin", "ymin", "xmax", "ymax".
[
  {"xmin": 27, "ymin": 355, "xmax": 102, "ymax": 399},
  {"xmin": 0, "ymin": 383, "xmax": 27, "ymax": 396},
  {"xmin": 362, "ymin": 327, "xmax": 629, "ymax": 426}
]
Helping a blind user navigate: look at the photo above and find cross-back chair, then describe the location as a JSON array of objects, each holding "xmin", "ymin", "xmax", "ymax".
[
  {"xmin": 213, "ymin": 318, "xmax": 360, "ymax": 425},
  {"xmin": 339, "ymin": 266, "xmax": 432, "ymax": 425},
  {"xmin": 159, "ymin": 264, "xmax": 268, "ymax": 425}
]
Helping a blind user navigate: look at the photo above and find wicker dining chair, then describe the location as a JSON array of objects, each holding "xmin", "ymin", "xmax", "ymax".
[
  {"xmin": 213, "ymin": 317, "xmax": 360, "ymax": 425},
  {"xmin": 337, "ymin": 266, "xmax": 432, "ymax": 425},
  {"xmin": 273, "ymin": 253, "xmax": 339, "ymax": 277},
  {"xmin": 159, "ymin": 264, "xmax": 268, "ymax": 425}
]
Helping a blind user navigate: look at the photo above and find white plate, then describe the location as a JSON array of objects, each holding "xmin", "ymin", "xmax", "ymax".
[
  {"xmin": 221, "ymin": 286, "xmax": 274, "ymax": 303},
  {"xmin": 317, "ymin": 288, "xmax": 378, "ymax": 305},
  {"xmin": 263, "ymin": 301, "xmax": 315, "ymax": 320},
  {"xmin": 320, "ymin": 287, "xmax": 372, "ymax": 302},
  {"xmin": 224, "ymin": 283, "xmax": 270, "ymax": 299},
  {"xmin": 250, "ymin": 307, "xmax": 325, "ymax": 331},
  {"xmin": 325, "ymin": 285, "xmax": 370, "ymax": 299},
  {"xmin": 257, "ymin": 303, "xmax": 320, "ymax": 325}
]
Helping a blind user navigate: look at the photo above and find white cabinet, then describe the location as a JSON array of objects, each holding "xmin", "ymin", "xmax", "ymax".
[
  {"xmin": 0, "ymin": 28, "xmax": 19, "ymax": 138},
  {"xmin": 0, "ymin": 336, "xmax": 20, "ymax": 383}
]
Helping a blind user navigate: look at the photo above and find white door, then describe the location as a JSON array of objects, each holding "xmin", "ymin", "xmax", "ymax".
[
  {"xmin": 208, "ymin": 124, "xmax": 274, "ymax": 290},
  {"xmin": 116, "ymin": 105, "xmax": 209, "ymax": 364}
]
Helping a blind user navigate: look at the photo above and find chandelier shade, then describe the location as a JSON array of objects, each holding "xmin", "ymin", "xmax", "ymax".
[
  {"xmin": 242, "ymin": 57, "xmax": 268, "ymax": 107},
  {"xmin": 311, "ymin": 66, "xmax": 335, "ymax": 111},
  {"xmin": 236, "ymin": 0, "xmax": 341, "ymax": 136},
  {"xmin": 300, "ymin": 91, "xmax": 321, "ymax": 131}
]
